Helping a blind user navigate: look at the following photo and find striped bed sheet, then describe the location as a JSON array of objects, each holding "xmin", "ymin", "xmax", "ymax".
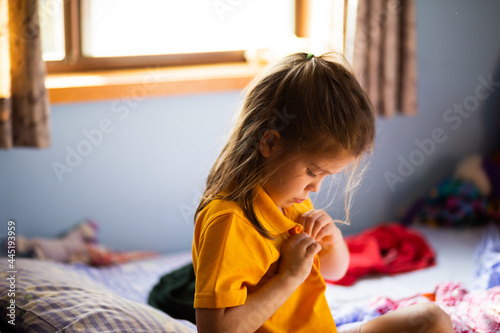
[
  {"xmin": 0, "ymin": 253, "xmax": 195, "ymax": 333},
  {"xmin": 70, "ymin": 251, "xmax": 193, "ymax": 304}
]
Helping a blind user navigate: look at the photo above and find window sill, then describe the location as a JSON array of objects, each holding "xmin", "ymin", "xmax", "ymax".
[{"xmin": 45, "ymin": 62, "xmax": 266, "ymax": 104}]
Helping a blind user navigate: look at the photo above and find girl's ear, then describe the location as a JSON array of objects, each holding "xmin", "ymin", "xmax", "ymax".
[{"xmin": 259, "ymin": 129, "xmax": 281, "ymax": 158}]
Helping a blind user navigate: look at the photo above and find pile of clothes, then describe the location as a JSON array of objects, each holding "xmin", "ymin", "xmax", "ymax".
[
  {"xmin": 403, "ymin": 153, "xmax": 500, "ymax": 228},
  {"xmin": 326, "ymin": 223, "xmax": 435, "ymax": 286},
  {"xmin": 334, "ymin": 223, "xmax": 500, "ymax": 332}
]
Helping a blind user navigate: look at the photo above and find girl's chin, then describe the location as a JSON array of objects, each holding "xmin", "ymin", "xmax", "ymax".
[{"xmin": 279, "ymin": 200, "xmax": 295, "ymax": 208}]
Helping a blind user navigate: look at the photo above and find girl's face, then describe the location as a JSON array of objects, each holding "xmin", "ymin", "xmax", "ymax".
[{"xmin": 263, "ymin": 153, "xmax": 355, "ymax": 209}]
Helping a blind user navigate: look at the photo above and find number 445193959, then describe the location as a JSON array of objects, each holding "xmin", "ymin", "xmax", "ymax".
[{"xmin": 7, "ymin": 220, "xmax": 16, "ymax": 269}]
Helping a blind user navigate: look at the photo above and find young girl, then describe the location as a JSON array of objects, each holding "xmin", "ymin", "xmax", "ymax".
[{"xmin": 192, "ymin": 52, "xmax": 453, "ymax": 333}]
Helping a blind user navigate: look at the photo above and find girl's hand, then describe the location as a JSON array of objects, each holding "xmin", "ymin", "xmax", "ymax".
[
  {"xmin": 278, "ymin": 233, "xmax": 321, "ymax": 285},
  {"xmin": 299, "ymin": 209, "xmax": 343, "ymax": 253},
  {"xmin": 197, "ymin": 233, "xmax": 322, "ymax": 333},
  {"xmin": 299, "ymin": 209, "xmax": 350, "ymax": 280}
]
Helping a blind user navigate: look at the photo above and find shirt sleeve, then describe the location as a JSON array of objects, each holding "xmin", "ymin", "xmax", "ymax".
[{"xmin": 194, "ymin": 212, "xmax": 275, "ymax": 309}]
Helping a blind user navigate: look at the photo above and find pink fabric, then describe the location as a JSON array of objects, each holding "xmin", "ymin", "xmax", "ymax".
[{"xmin": 370, "ymin": 282, "xmax": 500, "ymax": 332}]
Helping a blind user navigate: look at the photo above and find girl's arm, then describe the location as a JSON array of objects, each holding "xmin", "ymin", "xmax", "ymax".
[
  {"xmin": 196, "ymin": 232, "xmax": 321, "ymax": 333},
  {"xmin": 299, "ymin": 209, "xmax": 350, "ymax": 281},
  {"xmin": 317, "ymin": 232, "xmax": 349, "ymax": 281}
]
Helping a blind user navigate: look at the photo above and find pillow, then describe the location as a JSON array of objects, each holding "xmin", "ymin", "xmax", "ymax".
[{"xmin": 0, "ymin": 258, "xmax": 196, "ymax": 333}]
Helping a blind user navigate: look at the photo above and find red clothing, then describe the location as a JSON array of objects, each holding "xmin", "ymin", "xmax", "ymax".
[{"xmin": 328, "ymin": 223, "xmax": 435, "ymax": 286}]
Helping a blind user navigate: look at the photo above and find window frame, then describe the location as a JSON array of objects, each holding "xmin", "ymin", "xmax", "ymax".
[
  {"xmin": 45, "ymin": 0, "xmax": 248, "ymax": 73},
  {"xmin": 43, "ymin": 0, "xmax": 330, "ymax": 103},
  {"xmin": 46, "ymin": 0, "xmax": 311, "ymax": 74}
]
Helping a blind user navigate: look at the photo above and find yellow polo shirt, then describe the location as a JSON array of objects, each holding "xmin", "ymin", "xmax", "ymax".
[{"xmin": 192, "ymin": 187, "xmax": 337, "ymax": 332}]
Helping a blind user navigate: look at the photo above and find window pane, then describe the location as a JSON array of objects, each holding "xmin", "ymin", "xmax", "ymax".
[
  {"xmin": 344, "ymin": 0, "xmax": 358, "ymax": 64},
  {"xmin": 39, "ymin": 0, "xmax": 65, "ymax": 61},
  {"xmin": 81, "ymin": 0, "xmax": 295, "ymax": 57}
]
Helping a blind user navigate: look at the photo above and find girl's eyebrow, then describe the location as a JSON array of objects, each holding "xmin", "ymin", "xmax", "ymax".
[{"xmin": 310, "ymin": 163, "xmax": 333, "ymax": 175}]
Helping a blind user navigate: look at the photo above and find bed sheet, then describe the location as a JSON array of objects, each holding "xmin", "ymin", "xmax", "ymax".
[
  {"xmin": 0, "ymin": 255, "xmax": 197, "ymax": 333},
  {"xmin": 67, "ymin": 225, "xmax": 486, "ymax": 330},
  {"xmin": 69, "ymin": 251, "xmax": 193, "ymax": 304},
  {"xmin": 68, "ymin": 226, "xmax": 484, "ymax": 307}
]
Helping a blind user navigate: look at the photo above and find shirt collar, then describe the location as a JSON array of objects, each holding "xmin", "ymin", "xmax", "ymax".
[{"xmin": 254, "ymin": 186, "xmax": 301, "ymax": 236}]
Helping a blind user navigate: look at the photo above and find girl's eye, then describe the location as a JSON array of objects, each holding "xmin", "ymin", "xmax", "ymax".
[{"xmin": 306, "ymin": 168, "xmax": 317, "ymax": 178}]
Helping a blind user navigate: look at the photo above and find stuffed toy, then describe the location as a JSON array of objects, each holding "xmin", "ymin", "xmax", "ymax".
[
  {"xmin": 454, "ymin": 153, "xmax": 500, "ymax": 221},
  {"xmin": 454, "ymin": 154, "xmax": 492, "ymax": 196},
  {"xmin": 15, "ymin": 219, "xmax": 158, "ymax": 266},
  {"xmin": 17, "ymin": 220, "xmax": 98, "ymax": 264},
  {"xmin": 454, "ymin": 153, "xmax": 500, "ymax": 198}
]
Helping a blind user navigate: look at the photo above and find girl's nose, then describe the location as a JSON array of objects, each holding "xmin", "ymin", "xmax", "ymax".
[{"xmin": 306, "ymin": 180, "xmax": 322, "ymax": 192}]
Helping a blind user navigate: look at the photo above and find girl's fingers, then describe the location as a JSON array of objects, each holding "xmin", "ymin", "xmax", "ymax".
[
  {"xmin": 296, "ymin": 232, "xmax": 321, "ymax": 258},
  {"xmin": 310, "ymin": 214, "xmax": 330, "ymax": 239},
  {"xmin": 301, "ymin": 209, "xmax": 322, "ymax": 235},
  {"xmin": 287, "ymin": 233, "xmax": 316, "ymax": 251},
  {"xmin": 296, "ymin": 233, "xmax": 316, "ymax": 248},
  {"xmin": 299, "ymin": 209, "xmax": 341, "ymax": 244},
  {"xmin": 286, "ymin": 232, "xmax": 308, "ymax": 247},
  {"xmin": 305, "ymin": 242, "xmax": 322, "ymax": 258},
  {"xmin": 299, "ymin": 210, "xmax": 314, "ymax": 233},
  {"xmin": 315, "ymin": 223, "xmax": 335, "ymax": 242},
  {"xmin": 302, "ymin": 210, "xmax": 330, "ymax": 239}
]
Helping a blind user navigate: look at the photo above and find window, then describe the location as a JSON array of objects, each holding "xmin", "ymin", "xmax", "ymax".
[
  {"xmin": 81, "ymin": 0, "xmax": 294, "ymax": 57},
  {"xmin": 39, "ymin": 0, "xmax": 353, "ymax": 101},
  {"xmin": 39, "ymin": 0, "xmax": 65, "ymax": 61}
]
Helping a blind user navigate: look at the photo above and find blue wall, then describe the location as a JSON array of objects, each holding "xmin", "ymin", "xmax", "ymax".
[{"xmin": 1, "ymin": 0, "xmax": 500, "ymax": 253}]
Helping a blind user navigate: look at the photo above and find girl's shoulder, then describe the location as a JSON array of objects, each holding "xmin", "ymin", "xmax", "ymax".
[
  {"xmin": 195, "ymin": 197, "xmax": 270, "ymax": 251},
  {"xmin": 196, "ymin": 196, "xmax": 248, "ymax": 227}
]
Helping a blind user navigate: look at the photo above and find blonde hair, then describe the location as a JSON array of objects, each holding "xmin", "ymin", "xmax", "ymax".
[{"xmin": 195, "ymin": 52, "xmax": 375, "ymax": 238}]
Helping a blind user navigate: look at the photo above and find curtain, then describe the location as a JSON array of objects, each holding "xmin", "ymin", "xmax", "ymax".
[
  {"xmin": 352, "ymin": 0, "xmax": 417, "ymax": 117},
  {"xmin": 0, "ymin": 0, "xmax": 50, "ymax": 149}
]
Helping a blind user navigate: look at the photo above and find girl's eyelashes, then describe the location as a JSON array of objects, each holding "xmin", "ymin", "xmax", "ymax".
[{"xmin": 306, "ymin": 168, "xmax": 317, "ymax": 178}]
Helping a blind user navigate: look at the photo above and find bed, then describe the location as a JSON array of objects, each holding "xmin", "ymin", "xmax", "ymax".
[{"xmin": 1, "ymin": 223, "xmax": 499, "ymax": 332}]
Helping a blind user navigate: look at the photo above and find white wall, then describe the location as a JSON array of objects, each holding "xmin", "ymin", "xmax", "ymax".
[{"xmin": 1, "ymin": 0, "xmax": 499, "ymax": 252}]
